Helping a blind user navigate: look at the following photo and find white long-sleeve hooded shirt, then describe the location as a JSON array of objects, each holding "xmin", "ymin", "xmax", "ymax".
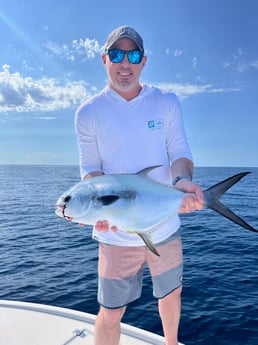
[{"xmin": 75, "ymin": 84, "xmax": 193, "ymax": 246}]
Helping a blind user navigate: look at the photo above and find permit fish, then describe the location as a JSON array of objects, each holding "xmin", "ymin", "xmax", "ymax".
[{"xmin": 55, "ymin": 166, "xmax": 257, "ymax": 256}]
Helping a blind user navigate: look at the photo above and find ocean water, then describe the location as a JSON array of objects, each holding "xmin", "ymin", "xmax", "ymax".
[{"xmin": 0, "ymin": 165, "xmax": 257, "ymax": 345}]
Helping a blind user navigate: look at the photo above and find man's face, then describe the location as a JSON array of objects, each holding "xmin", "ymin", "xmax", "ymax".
[{"xmin": 102, "ymin": 38, "xmax": 147, "ymax": 98}]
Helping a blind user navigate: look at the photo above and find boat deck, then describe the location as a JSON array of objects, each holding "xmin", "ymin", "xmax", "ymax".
[{"xmin": 0, "ymin": 300, "xmax": 184, "ymax": 344}]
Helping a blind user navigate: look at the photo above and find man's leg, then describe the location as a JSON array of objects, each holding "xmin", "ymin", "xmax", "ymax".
[
  {"xmin": 158, "ymin": 286, "xmax": 182, "ymax": 345},
  {"xmin": 96, "ymin": 244, "xmax": 144, "ymax": 345},
  {"xmin": 146, "ymin": 231, "xmax": 183, "ymax": 345},
  {"xmin": 95, "ymin": 306, "xmax": 126, "ymax": 345}
]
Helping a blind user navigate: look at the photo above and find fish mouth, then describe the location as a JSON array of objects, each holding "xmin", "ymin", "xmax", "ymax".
[{"xmin": 55, "ymin": 204, "xmax": 74, "ymax": 221}]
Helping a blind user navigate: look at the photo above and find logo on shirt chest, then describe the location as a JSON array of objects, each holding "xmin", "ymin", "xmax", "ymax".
[{"xmin": 147, "ymin": 119, "xmax": 164, "ymax": 130}]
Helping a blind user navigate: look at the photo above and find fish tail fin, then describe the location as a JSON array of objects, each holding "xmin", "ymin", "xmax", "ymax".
[
  {"xmin": 138, "ymin": 233, "xmax": 160, "ymax": 256},
  {"xmin": 204, "ymin": 172, "xmax": 258, "ymax": 233}
]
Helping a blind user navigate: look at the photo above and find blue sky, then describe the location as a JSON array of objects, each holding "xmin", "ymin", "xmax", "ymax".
[{"xmin": 0, "ymin": 0, "xmax": 257, "ymax": 167}]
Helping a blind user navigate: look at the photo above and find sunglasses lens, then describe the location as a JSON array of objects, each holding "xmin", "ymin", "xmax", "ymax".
[
  {"xmin": 127, "ymin": 51, "xmax": 143, "ymax": 64},
  {"xmin": 108, "ymin": 50, "xmax": 125, "ymax": 63},
  {"xmin": 108, "ymin": 50, "xmax": 143, "ymax": 64}
]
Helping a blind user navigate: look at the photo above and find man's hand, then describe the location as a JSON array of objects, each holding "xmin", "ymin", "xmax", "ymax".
[
  {"xmin": 174, "ymin": 179, "xmax": 204, "ymax": 213},
  {"xmin": 95, "ymin": 220, "xmax": 118, "ymax": 232}
]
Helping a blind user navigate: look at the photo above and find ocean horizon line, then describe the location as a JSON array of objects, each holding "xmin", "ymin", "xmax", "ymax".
[{"xmin": 0, "ymin": 163, "xmax": 257, "ymax": 169}]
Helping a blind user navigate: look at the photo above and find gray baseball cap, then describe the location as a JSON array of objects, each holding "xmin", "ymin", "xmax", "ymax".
[{"xmin": 104, "ymin": 26, "xmax": 144, "ymax": 52}]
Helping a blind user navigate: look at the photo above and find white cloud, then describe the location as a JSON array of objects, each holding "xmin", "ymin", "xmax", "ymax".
[
  {"xmin": 0, "ymin": 65, "xmax": 91, "ymax": 113},
  {"xmin": 154, "ymin": 82, "xmax": 241, "ymax": 99},
  {"xmin": 173, "ymin": 49, "xmax": 185, "ymax": 57},
  {"xmin": 250, "ymin": 60, "xmax": 258, "ymax": 69},
  {"xmin": 175, "ymin": 73, "xmax": 183, "ymax": 80},
  {"xmin": 236, "ymin": 63, "xmax": 248, "ymax": 73},
  {"xmin": 192, "ymin": 57, "xmax": 197, "ymax": 69},
  {"xmin": 0, "ymin": 64, "xmax": 242, "ymax": 116},
  {"xmin": 45, "ymin": 38, "xmax": 102, "ymax": 61},
  {"xmin": 233, "ymin": 47, "xmax": 243, "ymax": 60},
  {"xmin": 222, "ymin": 61, "xmax": 230, "ymax": 69},
  {"xmin": 223, "ymin": 48, "xmax": 258, "ymax": 73},
  {"xmin": 223, "ymin": 58, "xmax": 257, "ymax": 73}
]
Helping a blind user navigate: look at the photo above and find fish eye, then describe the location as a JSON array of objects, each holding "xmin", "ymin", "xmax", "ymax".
[{"xmin": 63, "ymin": 195, "xmax": 71, "ymax": 203}]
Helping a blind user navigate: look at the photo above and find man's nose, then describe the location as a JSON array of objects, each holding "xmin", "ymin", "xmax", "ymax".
[{"xmin": 120, "ymin": 53, "xmax": 130, "ymax": 66}]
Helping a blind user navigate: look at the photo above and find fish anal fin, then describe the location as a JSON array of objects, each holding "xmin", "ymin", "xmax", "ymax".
[{"xmin": 137, "ymin": 232, "xmax": 160, "ymax": 256}]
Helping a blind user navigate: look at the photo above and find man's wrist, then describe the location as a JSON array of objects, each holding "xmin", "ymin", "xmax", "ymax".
[{"xmin": 172, "ymin": 175, "xmax": 192, "ymax": 186}]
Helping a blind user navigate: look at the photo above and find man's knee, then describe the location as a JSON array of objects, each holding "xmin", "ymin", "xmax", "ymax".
[
  {"xmin": 172, "ymin": 285, "xmax": 182, "ymax": 296},
  {"xmin": 159, "ymin": 285, "xmax": 182, "ymax": 304},
  {"xmin": 98, "ymin": 306, "xmax": 126, "ymax": 326},
  {"xmin": 168, "ymin": 285, "xmax": 182, "ymax": 298}
]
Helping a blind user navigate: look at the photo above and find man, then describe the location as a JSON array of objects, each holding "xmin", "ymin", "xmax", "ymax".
[{"xmin": 75, "ymin": 26, "xmax": 204, "ymax": 345}]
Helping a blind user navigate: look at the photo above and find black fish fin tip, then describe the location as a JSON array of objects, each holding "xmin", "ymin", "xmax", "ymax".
[
  {"xmin": 208, "ymin": 200, "xmax": 258, "ymax": 232},
  {"xmin": 204, "ymin": 172, "xmax": 258, "ymax": 233},
  {"xmin": 204, "ymin": 171, "xmax": 251, "ymax": 198},
  {"xmin": 137, "ymin": 232, "xmax": 160, "ymax": 256}
]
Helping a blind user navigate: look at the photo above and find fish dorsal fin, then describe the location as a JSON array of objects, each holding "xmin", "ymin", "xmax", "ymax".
[{"xmin": 136, "ymin": 165, "xmax": 163, "ymax": 177}]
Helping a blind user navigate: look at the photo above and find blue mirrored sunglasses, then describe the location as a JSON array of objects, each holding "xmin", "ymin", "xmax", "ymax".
[{"xmin": 107, "ymin": 49, "xmax": 144, "ymax": 64}]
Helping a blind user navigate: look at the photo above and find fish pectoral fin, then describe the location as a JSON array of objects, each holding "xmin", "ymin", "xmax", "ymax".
[
  {"xmin": 94, "ymin": 195, "xmax": 120, "ymax": 206},
  {"xmin": 137, "ymin": 232, "xmax": 160, "ymax": 257}
]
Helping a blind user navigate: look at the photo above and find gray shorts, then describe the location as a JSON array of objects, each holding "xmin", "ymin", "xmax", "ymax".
[{"xmin": 97, "ymin": 229, "xmax": 183, "ymax": 309}]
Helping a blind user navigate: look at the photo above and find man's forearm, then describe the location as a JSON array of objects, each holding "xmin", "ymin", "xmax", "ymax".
[
  {"xmin": 171, "ymin": 158, "xmax": 194, "ymax": 181},
  {"xmin": 83, "ymin": 171, "xmax": 104, "ymax": 179}
]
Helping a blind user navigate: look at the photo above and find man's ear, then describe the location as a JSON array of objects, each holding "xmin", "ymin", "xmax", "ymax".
[
  {"xmin": 101, "ymin": 54, "xmax": 107, "ymax": 65},
  {"xmin": 141, "ymin": 56, "xmax": 147, "ymax": 68}
]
